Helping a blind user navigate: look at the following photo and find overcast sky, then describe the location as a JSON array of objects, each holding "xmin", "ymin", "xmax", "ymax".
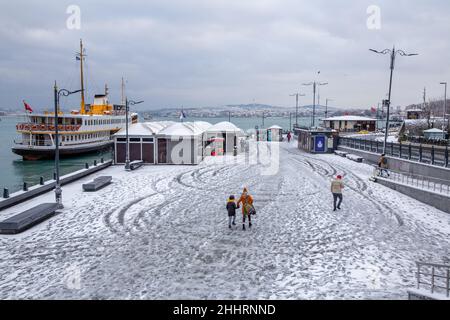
[{"xmin": 1, "ymin": 0, "xmax": 449, "ymax": 111}]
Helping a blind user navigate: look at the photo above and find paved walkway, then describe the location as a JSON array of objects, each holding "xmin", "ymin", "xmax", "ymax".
[{"xmin": 0, "ymin": 141, "xmax": 449, "ymax": 299}]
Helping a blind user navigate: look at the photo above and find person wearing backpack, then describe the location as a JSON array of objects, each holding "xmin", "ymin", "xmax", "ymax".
[
  {"xmin": 378, "ymin": 154, "xmax": 390, "ymax": 177},
  {"xmin": 331, "ymin": 175, "xmax": 344, "ymax": 211},
  {"xmin": 237, "ymin": 187, "xmax": 254, "ymax": 230},
  {"xmin": 226, "ymin": 195, "xmax": 237, "ymax": 229}
]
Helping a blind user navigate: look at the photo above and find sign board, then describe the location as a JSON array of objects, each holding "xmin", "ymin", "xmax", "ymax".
[
  {"xmin": 327, "ymin": 137, "xmax": 334, "ymax": 149},
  {"xmin": 314, "ymin": 136, "xmax": 326, "ymax": 152}
]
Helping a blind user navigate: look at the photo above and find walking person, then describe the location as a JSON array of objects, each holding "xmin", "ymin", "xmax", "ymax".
[
  {"xmin": 331, "ymin": 175, "xmax": 344, "ymax": 211},
  {"xmin": 287, "ymin": 131, "xmax": 292, "ymax": 143},
  {"xmin": 378, "ymin": 154, "xmax": 390, "ymax": 177},
  {"xmin": 237, "ymin": 187, "xmax": 254, "ymax": 230},
  {"xmin": 226, "ymin": 195, "xmax": 237, "ymax": 229}
]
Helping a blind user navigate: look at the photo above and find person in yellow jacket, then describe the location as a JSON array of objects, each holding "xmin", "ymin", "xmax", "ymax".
[
  {"xmin": 331, "ymin": 175, "xmax": 344, "ymax": 211},
  {"xmin": 237, "ymin": 187, "xmax": 254, "ymax": 230}
]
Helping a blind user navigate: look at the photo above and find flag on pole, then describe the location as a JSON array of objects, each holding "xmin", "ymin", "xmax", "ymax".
[
  {"xmin": 179, "ymin": 110, "xmax": 186, "ymax": 121},
  {"xmin": 371, "ymin": 106, "xmax": 377, "ymax": 113},
  {"xmin": 23, "ymin": 100, "xmax": 33, "ymax": 113}
]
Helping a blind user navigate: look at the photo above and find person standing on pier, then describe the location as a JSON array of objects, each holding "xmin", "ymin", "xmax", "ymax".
[
  {"xmin": 287, "ymin": 131, "xmax": 292, "ymax": 143},
  {"xmin": 237, "ymin": 187, "xmax": 254, "ymax": 230},
  {"xmin": 378, "ymin": 154, "xmax": 390, "ymax": 177},
  {"xmin": 331, "ymin": 175, "xmax": 344, "ymax": 211}
]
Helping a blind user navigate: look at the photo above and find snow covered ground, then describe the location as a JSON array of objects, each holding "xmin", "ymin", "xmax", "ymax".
[{"xmin": 0, "ymin": 140, "xmax": 449, "ymax": 299}]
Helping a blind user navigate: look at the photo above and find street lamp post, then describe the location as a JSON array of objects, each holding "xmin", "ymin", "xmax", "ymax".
[
  {"xmin": 53, "ymin": 82, "xmax": 82, "ymax": 208},
  {"xmin": 303, "ymin": 82, "xmax": 328, "ymax": 128},
  {"xmin": 440, "ymin": 82, "xmax": 447, "ymax": 132},
  {"xmin": 289, "ymin": 92, "xmax": 305, "ymax": 129},
  {"xmin": 124, "ymin": 98, "xmax": 144, "ymax": 170},
  {"xmin": 289, "ymin": 112, "xmax": 292, "ymax": 131},
  {"xmin": 325, "ymin": 98, "xmax": 333, "ymax": 119},
  {"xmin": 370, "ymin": 46, "xmax": 418, "ymax": 153}
]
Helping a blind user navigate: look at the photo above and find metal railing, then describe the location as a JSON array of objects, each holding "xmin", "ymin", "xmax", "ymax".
[
  {"xmin": 416, "ymin": 262, "xmax": 450, "ymax": 297},
  {"xmin": 339, "ymin": 137, "xmax": 449, "ymax": 168},
  {"xmin": 377, "ymin": 169, "xmax": 450, "ymax": 196}
]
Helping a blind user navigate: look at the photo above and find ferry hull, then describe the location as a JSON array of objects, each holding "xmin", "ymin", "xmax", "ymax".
[{"xmin": 12, "ymin": 141, "xmax": 113, "ymax": 161}]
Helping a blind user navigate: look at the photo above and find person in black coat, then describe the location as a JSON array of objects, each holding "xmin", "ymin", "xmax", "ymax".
[{"xmin": 226, "ymin": 195, "xmax": 237, "ymax": 229}]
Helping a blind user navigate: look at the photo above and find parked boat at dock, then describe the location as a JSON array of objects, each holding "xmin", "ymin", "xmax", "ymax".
[{"xmin": 11, "ymin": 40, "xmax": 138, "ymax": 160}]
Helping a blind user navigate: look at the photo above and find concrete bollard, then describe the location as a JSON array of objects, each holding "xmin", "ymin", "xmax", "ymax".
[
  {"xmin": 94, "ymin": 160, "xmax": 97, "ymax": 166},
  {"xmin": 3, "ymin": 188, "xmax": 9, "ymax": 199},
  {"xmin": 40, "ymin": 176, "xmax": 45, "ymax": 185},
  {"xmin": 85, "ymin": 163, "xmax": 89, "ymax": 169},
  {"xmin": 23, "ymin": 182, "xmax": 28, "ymax": 192}
]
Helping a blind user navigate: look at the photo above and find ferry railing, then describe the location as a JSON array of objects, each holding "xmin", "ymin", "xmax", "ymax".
[
  {"xmin": 16, "ymin": 123, "xmax": 82, "ymax": 132},
  {"xmin": 416, "ymin": 262, "xmax": 450, "ymax": 297}
]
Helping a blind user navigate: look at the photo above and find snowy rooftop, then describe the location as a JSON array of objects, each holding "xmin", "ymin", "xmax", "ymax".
[
  {"xmin": 268, "ymin": 125, "xmax": 283, "ymax": 130},
  {"xmin": 113, "ymin": 123, "xmax": 158, "ymax": 136},
  {"xmin": 323, "ymin": 116, "xmax": 376, "ymax": 122},
  {"xmin": 207, "ymin": 121, "xmax": 244, "ymax": 134},
  {"xmin": 424, "ymin": 128, "xmax": 445, "ymax": 133},
  {"xmin": 158, "ymin": 122, "xmax": 205, "ymax": 136}
]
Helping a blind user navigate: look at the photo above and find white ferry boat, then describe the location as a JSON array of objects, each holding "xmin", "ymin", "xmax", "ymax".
[{"xmin": 12, "ymin": 40, "xmax": 138, "ymax": 160}]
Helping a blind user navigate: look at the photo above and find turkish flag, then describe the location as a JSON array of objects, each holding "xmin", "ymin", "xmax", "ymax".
[
  {"xmin": 23, "ymin": 100, "xmax": 33, "ymax": 113},
  {"xmin": 371, "ymin": 107, "xmax": 377, "ymax": 113}
]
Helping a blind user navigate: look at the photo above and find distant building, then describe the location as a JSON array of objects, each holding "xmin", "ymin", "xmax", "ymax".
[
  {"xmin": 322, "ymin": 116, "xmax": 376, "ymax": 132},
  {"xmin": 423, "ymin": 128, "xmax": 446, "ymax": 140},
  {"xmin": 267, "ymin": 125, "xmax": 283, "ymax": 142},
  {"xmin": 297, "ymin": 128, "xmax": 338, "ymax": 154},
  {"xmin": 406, "ymin": 109, "xmax": 425, "ymax": 120}
]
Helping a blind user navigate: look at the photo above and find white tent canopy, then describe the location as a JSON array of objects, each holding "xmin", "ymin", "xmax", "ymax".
[
  {"xmin": 206, "ymin": 121, "xmax": 244, "ymax": 135},
  {"xmin": 158, "ymin": 122, "xmax": 206, "ymax": 137},
  {"xmin": 114, "ymin": 122, "xmax": 170, "ymax": 136}
]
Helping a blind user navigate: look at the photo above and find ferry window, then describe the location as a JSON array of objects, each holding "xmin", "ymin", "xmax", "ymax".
[
  {"xmin": 143, "ymin": 138, "xmax": 153, "ymax": 142},
  {"xmin": 130, "ymin": 138, "xmax": 140, "ymax": 142},
  {"xmin": 117, "ymin": 138, "xmax": 126, "ymax": 142}
]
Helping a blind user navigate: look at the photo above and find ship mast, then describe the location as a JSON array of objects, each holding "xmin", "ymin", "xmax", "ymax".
[{"xmin": 77, "ymin": 39, "xmax": 86, "ymax": 114}]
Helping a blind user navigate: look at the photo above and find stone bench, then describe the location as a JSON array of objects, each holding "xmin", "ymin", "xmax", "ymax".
[
  {"xmin": 82, "ymin": 176, "xmax": 112, "ymax": 192},
  {"xmin": 129, "ymin": 160, "xmax": 144, "ymax": 171},
  {"xmin": 334, "ymin": 150, "xmax": 348, "ymax": 157},
  {"xmin": 0, "ymin": 203, "xmax": 59, "ymax": 234},
  {"xmin": 346, "ymin": 154, "xmax": 364, "ymax": 163}
]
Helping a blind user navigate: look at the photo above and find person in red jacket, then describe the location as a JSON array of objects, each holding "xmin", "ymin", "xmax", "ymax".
[
  {"xmin": 237, "ymin": 187, "xmax": 254, "ymax": 230},
  {"xmin": 287, "ymin": 131, "xmax": 292, "ymax": 143}
]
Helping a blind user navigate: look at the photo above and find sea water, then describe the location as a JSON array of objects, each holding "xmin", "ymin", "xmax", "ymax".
[{"xmin": 0, "ymin": 115, "xmax": 309, "ymax": 193}]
